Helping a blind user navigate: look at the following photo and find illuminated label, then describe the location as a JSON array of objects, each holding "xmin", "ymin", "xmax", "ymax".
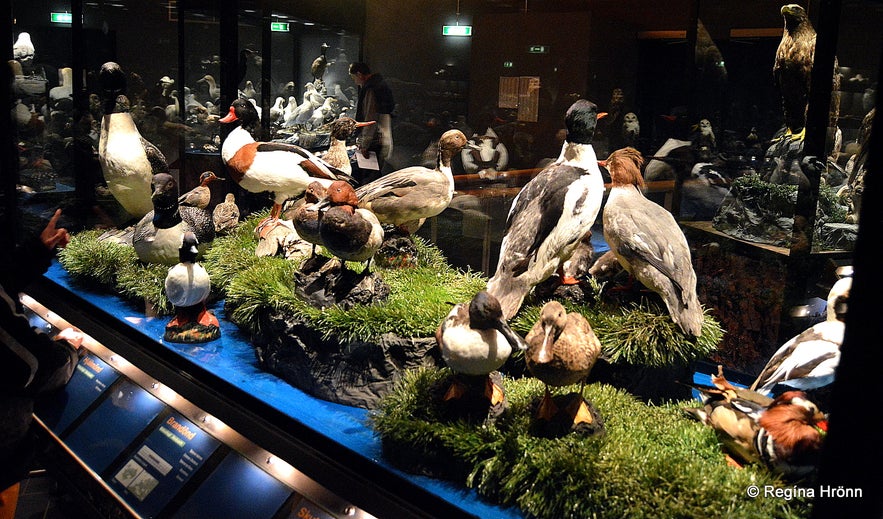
[
  {"xmin": 50, "ymin": 12, "xmax": 73, "ymax": 23},
  {"xmin": 442, "ymin": 25, "xmax": 472, "ymax": 36},
  {"xmin": 528, "ymin": 45, "xmax": 549, "ymax": 54},
  {"xmin": 270, "ymin": 22, "xmax": 289, "ymax": 32}
]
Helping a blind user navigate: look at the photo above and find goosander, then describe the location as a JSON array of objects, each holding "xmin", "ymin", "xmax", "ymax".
[
  {"xmin": 685, "ymin": 366, "xmax": 827, "ymax": 480},
  {"xmin": 97, "ymin": 61, "xmax": 167, "ymax": 219},
  {"xmin": 322, "ymin": 117, "xmax": 375, "ymax": 175},
  {"xmin": 750, "ymin": 276, "xmax": 851, "ymax": 395},
  {"xmin": 355, "ymin": 129, "xmax": 478, "ymax": 233},
  {"xmin": 318, "ymin": 181, "xmax": 383, "ymax": 266},
  {"xmin": 602, "ymin": 147, "xmax": 703, "ymax": 337},
  {"xmin": 486, "ymin": 99, "xmax": 607, "ymax": 320},
  {"xmin": 436, "ymin": 290, "xmax": 528, "ymax": 405},
  {"xmin": 525, "ymin": 301, "xmax": 601, "ymax": 425},
  {"xmin": 219, "ymin": 98, "xmax": 351, "ymax": 231},
  {"xmin": 132, "ymin": 173, "xmax": 215, "ymax": 265},
  {"xmin": 179, "ymin": 171, "xmax": 224, "ymax": 210},
  {"xmin": 163, "ymin": 232, "xmax": 220, "ymax": 343}
]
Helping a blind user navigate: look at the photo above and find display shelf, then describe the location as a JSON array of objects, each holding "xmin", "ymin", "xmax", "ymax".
[{"xmin": 24, "ymin": 262, "xmax": 523, "ymax": 519}]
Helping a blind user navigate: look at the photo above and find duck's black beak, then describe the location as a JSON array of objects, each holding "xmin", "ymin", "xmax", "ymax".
[{"xmin": 495, "ymin": 320, "xmax": 528, "ymax": 351}]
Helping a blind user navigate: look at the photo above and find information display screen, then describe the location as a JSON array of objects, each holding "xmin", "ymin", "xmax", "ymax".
[
  {"xmin": 35, "ymin": 354, "xmax": 121, "ymax": 435},
  {"xmin": 171, "ymin": 452, "xmax": 293, "ymax": 519},
  {"xmin": 108, "ymin": 413, "xmax": 221, "ymax": 518},
  {"xmin": 284, "ymin": 496, "xmax": 338, "ymax": 519},
  {"xmin": 64, "ymin": 380, "xmax": 166, "ymax": 473}
]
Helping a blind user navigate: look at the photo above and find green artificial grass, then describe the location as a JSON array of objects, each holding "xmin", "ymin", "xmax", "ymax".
[
  {"xmin": 373, "ymin": 367, "xmax": 813, "ymax": 519},
  {"xmin": 57, "ymin": 213, "xmax": 722, "ymax": 365}
]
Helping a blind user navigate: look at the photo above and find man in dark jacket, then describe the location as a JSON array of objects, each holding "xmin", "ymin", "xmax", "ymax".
[
  {"xmin": 349, "ymin": 62, "xmax": 395, "ymax": 181},
  {"xmin": 1, "ymin": 209, "xmax": 83, "ymax": 518}
]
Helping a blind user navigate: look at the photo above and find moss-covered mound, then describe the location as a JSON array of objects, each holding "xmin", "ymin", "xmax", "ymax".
[{"xmin": 373, "ymin": 367, "xmax": 812, "ymax": 519}]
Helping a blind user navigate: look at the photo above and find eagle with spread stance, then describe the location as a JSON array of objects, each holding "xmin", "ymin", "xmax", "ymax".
[{"xmin": 774, "ymin": 4, "xmax": 816, "ymax": 141}]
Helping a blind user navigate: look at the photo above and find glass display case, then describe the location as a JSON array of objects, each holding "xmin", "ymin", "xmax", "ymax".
[{"xmin": 5, "ymin": 1, "xmax": 882, "ymax": 517}]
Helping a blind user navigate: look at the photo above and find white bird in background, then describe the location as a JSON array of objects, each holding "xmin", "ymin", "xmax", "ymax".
[
  {"xmin": 49, "ymin": 68, "xmax": 73, "ymax": 101},
  {"xmin": 622, "ymin": 112, "xmax": 640, "ymax": 147},
  {"xmin": 332, "ymin": 83, "xmax": 350, "ymax": 108},
  {"xmin": 13, "ymin": 32, "xmax": 35, "ymax": 62},
  {"xmin": 282, "ymin": 95, "xmax": 298, "ymax": 126},
  {"xmin": 241, "ymin": 80, "xmax": 257, "ymax": 99},
  {"xmin": 269, "ymin": 96, "xmax": 286, "ymax": 123},
  {"xmin": 197, "ymin": 74, "xmax": 220, "ymax": 102},
  {"xmin": 750, "ymin": 276, "xmax": 852, "ymax": 395},
  {"xmin": 461, "ymin": 127, "xmax": 509, "ymax": 178},
  {"xmin": 308, "ymin": 96, "xmax": 337, "ymax": 129}
]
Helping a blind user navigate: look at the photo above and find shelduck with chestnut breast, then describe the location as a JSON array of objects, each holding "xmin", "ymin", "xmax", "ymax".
[
  {"xmin": 602, "ymin": 146, "xmax": 703, "ymax": 337},
  {"xmin": 435, "ymin": 290, "xmax": 529, "ymax": 405},
  {"xmin": 219, "ymin": 98, "xmax": 352, "ymax": 232},
  {"xmin": 355, "ymin": 129, "xmax": 478, "ymax": 234},
  {"xmin": 487, "ymin": 100, "xmax": 607, "ymax": 320},
  {"xmin": 318, "ymin": 180, "xmax": 383, "ymax": 267}
]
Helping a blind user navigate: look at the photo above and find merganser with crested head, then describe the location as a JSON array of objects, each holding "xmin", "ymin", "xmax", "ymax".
[
  {"xmin": 219, "ymin": 98, "xmax": 352, "ymax": 233},
  {"xmin": 355, "ymin": 129, "xmax": 478, "ymax": 234},
  {"xmin": 486, "ymin": 99, "xmax": 607, "ymax": 320},
  {"xmin": 436, "ymin": 290, "xmax": 528, "ymax": 406},
  {"xmin": 602, "ymin": 146, "xmax": 703, "ymax": 337},
  {"xmin": 98, "ymin": 61, "xmax": 168, "ymax": 220}
]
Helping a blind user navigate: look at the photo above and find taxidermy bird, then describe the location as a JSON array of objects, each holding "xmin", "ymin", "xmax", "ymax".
[
  {"xmin": 197, "ymin": 74, "xmax": 221, "ymax": 103},
  {"xmin": 212, "ymin": 193, "xmax": 240, "ymax": 234},
  {"xmin": 461, "ymin": 128, "xmax": 509, "ymax": 177},
  {"xmin": 133, "ymin": 173, "xmax": 215, "ymax": 265},
  {"xmin": 622, "ymin": 112, "xmax": 640, "ymax": 148},
  {"xmin": 322, "ymin": 117, "xmax": 375, "ymax": 175},
  {"xmin": 435, "ymin": 290, "xmax": 529, "ymax": 406},
  {"xmin": 164, "ymin": 232, "xmax": 220, "ymax": 343},
  {"xmin": 287, "ymin": 84, "xmax": 321, "ymax": 126},
  {"xmin": 49, "ymin": 67, "xmax": 73, "ymax": 102},
  {"xmin": 13, "ymin": 32, "xmax": 35, "ymax": 63},
  {"xmin": 290, "ymin": 181, "xmax": 328, "ymax": 257},
  {"xmin": 685, "ymin": 366, "xmax": 828, "ymax": 480},
  {"xmin": 602, "ymin": 147, "xmax": 703, "ymax": 337},
  {"xmin": 486, "ymin": 99, "xmax": 607, "ymax": 320},
  {"xmin": 750, "ymin": 276, "xmax": 851, "ymax": 395},
  {"xmin": 308, "ymin": 96, "xmax": 338, "ymax": 129},
  {"xmin": 269, "ymin": 96, "xmax": 286, "ymax": 123},
  {"xmin": 98, "ymin": 61, "xmax": 168, "ymax": 219},
  {"xmin": 240, "ymin": 80, "xmax": 257, "ymax": 100},
  {"xmin": 774, "ymin": 4, "xmax": 816, "ymax": 140},
  {"xmin": 220, "ymin": 99, "xmax": 351, "ymax": 234},
  {"xmin": 179, "ymin": 171, "xmax": 224, "ymax": 210},
  {"xmin": 525, "ymin": 301, "xmax": 601, "ymax": 425},
  {"xmin": 311, "ymin": 43, "xmax": 331, "ymax": 83},
  {"xmin": 355, "ymin": 129, "xmax": 478, "ymax": 234},
  {"xmin": 318, "ymin": 180, "xmax": 383, "ymax": 267}
]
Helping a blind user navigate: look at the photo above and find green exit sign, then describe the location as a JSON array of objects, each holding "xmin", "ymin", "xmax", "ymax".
[
  {"xmin": 270, "ymin": 22, "xmax": 289, "ymax": 32},
  {"xmin": 528, "ymin": 45, "xmax": 549, "ymax": 54},
  {"xmin": 503, "ymin": 61, "xmax": 514, "ymax": 68},
  {"xmin": 50, "ymin": 12, "xmax": 73, "ymax": 23},
  {"xmin": 442, "ymin": 25, "xmax": 472, "ymax": 36}
]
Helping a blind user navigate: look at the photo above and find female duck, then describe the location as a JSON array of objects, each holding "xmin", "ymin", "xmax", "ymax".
[
  {"xmin": 355, "ymin": 129, "xmax": 478, "ymax": 234},
  {"xmin": 436, "ymin": 290, "xmax": 528, "ymax": 405},
  {"xmin": 525, "ymin": 301, "xmax": 601, "ymax": 424},
  {"xmin": 322, "ymin": 117, "xmax": 375, "ymax": 175}
]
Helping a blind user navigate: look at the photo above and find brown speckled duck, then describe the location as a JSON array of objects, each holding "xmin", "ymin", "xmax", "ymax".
[
  {"xmin": 525, "ymin": 301, "xmax": 601, "ymax": 424},
  {"xmin": 355, "ymin": 129, "xmax": 478, "ymax": 234},
  {"xmin": 322, "ymin": 117, "xmax": 375, "ymax": 175},
  {"xmin": 179, "ymin": 171, "xmax": 224, "ymax": 209}
]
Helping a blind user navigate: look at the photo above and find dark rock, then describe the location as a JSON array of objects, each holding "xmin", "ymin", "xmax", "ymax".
[
  {"xmin": 293, "ymin": 256, "xmax": 390, "ymax": 310},
  {"xmin": 253, "ymin": 312, "xmax": 444, "ymax": 408}
]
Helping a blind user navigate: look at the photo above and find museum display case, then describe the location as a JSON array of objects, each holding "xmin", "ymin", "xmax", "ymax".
[{"xmin": 5, "ymin": 0, "xmax": 882, "ymax": 517}]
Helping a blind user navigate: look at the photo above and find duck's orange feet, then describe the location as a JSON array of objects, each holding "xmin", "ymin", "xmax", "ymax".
[
  {"xmin": 196, "ymin": 306, "xmax": 220, "ymax": 328},
  {"xmin": 443, "ymin": 378, "xmax": 468, "ymax": 401},
  {"xmin": 536, "ymin": 388, "xmax": 558, "ymax": 421},
  {"xmin": 484, "ymin": 376, "xmax": 506, "ymax": 407},
  {"xmin": 563, "ymin": 396, "xmax": 595, "ymax": 426}
]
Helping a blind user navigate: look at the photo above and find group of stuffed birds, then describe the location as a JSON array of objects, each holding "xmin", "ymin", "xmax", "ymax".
[{"xmin": 97, "ymin": 41, "xmax": 847, "ymax": 475}]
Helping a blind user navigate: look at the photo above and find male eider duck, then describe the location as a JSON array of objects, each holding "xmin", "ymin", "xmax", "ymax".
[
  {"xmin": 525, "ymin": 301, "xmax": 601, "ymax": 425},
  {"xmin": 163, "ymin": 232, "xmax": 220, "ymax": 343},
  {"xmin": 98, "ymin": 61, "xmax": 168, "ymax": 219},
  {"xmin": 355, "ymin": 129, "xmax": 478, "ymax": 234},
  {"xmin": 487, "ymin": 99, "xmax": 607, "ymax": 320},
  {"xmin": 318, "ymin": 180, "xmax": 383, "ymax": 268},
  {"xmin": 220, "ymin": 98, "xmax": 351, "ymax": 234},
  {"xmin": 436, "ymin": 290, "xmax": 528, "ymax": 405},
  {"xmin": 132, "ymin": 173, "xmax": 215, "ymax": 265},
  {"xmin": 602, "ymin": 147, "xmax": 703, "ymax": 337}
]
